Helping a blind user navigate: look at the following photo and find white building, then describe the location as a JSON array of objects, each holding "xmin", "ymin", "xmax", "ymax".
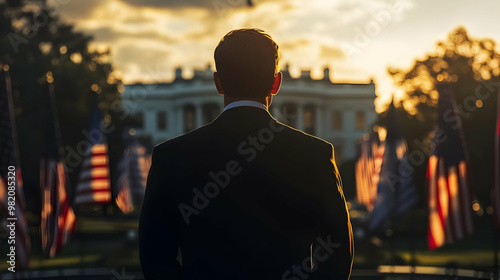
[{"xmin": 122, "ymin": 65, "xmax": 377, "ymax": 163}]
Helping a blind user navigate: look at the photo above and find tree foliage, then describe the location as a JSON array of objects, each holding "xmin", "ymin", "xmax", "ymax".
[
  {"xmin": 0, "ymin": 0, "xmax": 126, "ymax": 211},
  {"xmin": 386, "ymin": 26, "xmax": 500, "ymax": 208}
]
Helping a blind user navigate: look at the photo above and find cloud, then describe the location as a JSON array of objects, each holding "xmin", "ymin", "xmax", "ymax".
[
  {"xmin": 119, "ymin": 0, "xmax": 256, "ymax": 10},
  {"xmin": 121, "ymin": 13, "xmax": 155, "ymax": 24},
  {"xmin": 82, "ymin": 27, "xmax": 176, "ymax": 44},
  {"xmin": 59, "ymin": 0, "xmax": 423, "ymax": 112},
  {"xmin": 54, "ymin": 0, "xmax": 500, "ymax": 114},
  {"xmin": 49, "ymin": 0, "xmax": 105, "ymax": 21},
  {"xmin": 279, "ymin": 39, "xmax": 309, "ymax": 51},
  {"xmin": 320, "ymin": 45, "xmax": 345, "ymax": 60},
  {"xmin": 69, "ymin": 0, "xmax": 366, "ymax": 84},
  {"xmin": 112, "ymin": 40, "xmax": 173, "ymax": 83}
]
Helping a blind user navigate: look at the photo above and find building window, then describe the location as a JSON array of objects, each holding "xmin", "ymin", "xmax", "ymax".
[
  {"xmin": 332, "ymin": 111, "xmax": 342, "ymax": 130},
  {"xmin": 184, "ymin": 105, "xmax": 195, "ymax": 133},
  {"xmin": 134, "ymin": 112, "xmax": 144, "ymax": 129},
  {"xmin": 202, "ymin": 103, "xmax": 220, "ymax": 124},
  {"xmin": 356, "ymin": 111, "xmax": 365, "ymax": 131},
  {"xmin": 303, "ymin": 105, "xmax": 316, "ymax": 135},
  {"xmin": 157, "ymin": 111, "xmax": 167, "ymax": 131}
]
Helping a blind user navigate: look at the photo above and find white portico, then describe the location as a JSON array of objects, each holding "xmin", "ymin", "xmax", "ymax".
[{"xmin": 122, "ymin": 65, "xmax": 377, "ymax": 163}]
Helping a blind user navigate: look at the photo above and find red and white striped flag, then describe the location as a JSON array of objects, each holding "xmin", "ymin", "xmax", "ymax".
[
  {"xmin": 115, "ymin": 149, "xmax": 134, "ymax": 214},
  {"xmin": 74, "ymin": 143, "xmax": 111, "ymax": 205},
  {"xmin": 0, "ymin": 67, "xmax": 30, "ymax": 267},
  {"xmin": 427, "ymin": 84, "xmax": 474, "ymax": 250},
  {"xmin": 369, "ymin": 101, "xmax": 417, "ymax": 231},
  {"xmin": 493, "ymin": 87, "xmax": 500, "ymax": 228},
  {"xmin": 355, "ymin": 132, "xmax": 384, "ymax": 211},
  {"xmin": 115, "ymin": 140, "xmax": 152, "ymax": 213},
  {"xmin": 40, "ymin": 160, "xmax": 76, "ymax": 257},
  {"xmin": 74, "ymin": 96, "xmax": 111, "ymax": 206}
]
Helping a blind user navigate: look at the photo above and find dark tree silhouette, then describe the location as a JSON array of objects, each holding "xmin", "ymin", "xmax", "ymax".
[{"xmin": 0, "ymin": 0, "xmax": 128, "ymax": 214}]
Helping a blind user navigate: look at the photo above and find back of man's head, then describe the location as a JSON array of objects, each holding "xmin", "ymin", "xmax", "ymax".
[{"xmin": 214, "ymin": 28, "xmax": 280, "ymax": 99}]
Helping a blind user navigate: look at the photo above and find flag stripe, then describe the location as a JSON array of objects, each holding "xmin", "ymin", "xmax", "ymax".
[
  {"xmin": 427, "ymin": 84, "xmax": 474, "ymax": 250},
  {"xmin": 458, "ymin": 162, "xmax": 473, "ymax": 235},
  {"xmin": 427, "ymin": 155, "xmax": 444, "ymax": 249},
  {"xmin": 77, "ymin": 189, "xmax": 111, "ymax": 195},
  {"xmin": 75, "ymin": 192, "xmax": 112, "ymax": 205},
  {"xmin": 447, "ymin": 165, "xmax": 463, "ymax": 240}
]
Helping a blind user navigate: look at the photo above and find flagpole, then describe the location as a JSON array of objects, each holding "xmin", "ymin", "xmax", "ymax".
[
  {"xmin": 46, "ymin": 72, "xmax": 80, "ymax": 268},
  {"xmin": 4, "ymin": 66, "xmax": 22, "ymax": 185},
  {"xmin": 494, "ymin": 224, "xmax": 498, "ymax": 280},
  {"xmin": 40, "ymin": 73, "xmax": 60, "ymax": 261},
  {"xmin": 4, "ymin": 65, "xmax": 29, "ymax": 221},
  {"xmin": 46, "ymin": 72, "xmax": 85, "ymax": 272},
  {"xmin": 385, "ymin": 97, "xmax": 403, "ymax": 267},
  {"xmin": 46, "ymin": 73, "xmax": 67, "ymax": 172},
  {"xmin": 45, "ymin": 71, "xmax": 74, "ymax": 204},
  {"xmin": 4, "ymin": 64, "xmax": 31, "ymax": 271},
  {"xmin": 493, "ymin": 86, "xmax": 500, "ymax": 280}
]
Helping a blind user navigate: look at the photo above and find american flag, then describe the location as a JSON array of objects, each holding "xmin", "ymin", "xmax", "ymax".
[
  {"xmin": 0, "ymin": 67, "xmax": 30, "ymax": 267},
  {"xmin": 427, "ymin": 83, "xmax": 474, "ymax": 250},
  {"xmin": 115, "ymin": 166, "xmax": 133, "ymax": 214},
  {"xmin": 369, "ymin": 101, "xmax": 417, "ymax": 231},
  {"xmin": 115, "ymin": 139, "xmax": 151, "ymax": 213},
  {"xmin": 355, "ymin": 131, "xmax": 384, "ymax": 211},
  {"xmin": 40, "ymin": 80, "xmax": 76, "ymax": 258},
  {"xmin": 493, "ymin": 87, "xmax": 500, "ymax": 228},
  {"xmin": 115, "ymin": 144, "xmax": 135, "ymax": 214},
  {"xmin": 40, "ymin": 160, "xmax": 76, "ymax": 257},
  {"xmin": 132, "ymin": 142, "xmax": 151, "ymax": 198},
  {"xmin": 74, "ymin": 95, "xmax": 111, "ymax": 206}
]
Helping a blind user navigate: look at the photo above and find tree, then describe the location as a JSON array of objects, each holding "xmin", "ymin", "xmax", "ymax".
[
  {"xmin": 0, "ymin": 0, "xmax": 127, "ymax": 212},
  {"xmin": 386, "ymin": 26, "xmax": 500, "ymax": 208}
]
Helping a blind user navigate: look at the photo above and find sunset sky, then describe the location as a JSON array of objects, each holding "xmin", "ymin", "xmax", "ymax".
[{"xmin": 53, "ymin": 0, "xmax": 500, "ymax": 112}]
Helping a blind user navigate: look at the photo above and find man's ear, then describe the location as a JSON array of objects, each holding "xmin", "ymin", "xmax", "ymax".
[
  {"xmin": 270, "ymin": 72, "xmax": 282, "ymax": 95},
  {"xmin": 213, "ymin": 72, "xmax": 224, "ymax": 95}
]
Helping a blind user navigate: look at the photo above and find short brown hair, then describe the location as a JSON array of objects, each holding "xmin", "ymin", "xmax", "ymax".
[{"xmin": 214, "ymin": 28, "xmax": 280, "ymax": 98}]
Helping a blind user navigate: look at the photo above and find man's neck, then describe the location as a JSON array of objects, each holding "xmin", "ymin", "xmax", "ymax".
[{"xmin": 223, "ymin": 95, "xmax": 272, "ymax": 108}]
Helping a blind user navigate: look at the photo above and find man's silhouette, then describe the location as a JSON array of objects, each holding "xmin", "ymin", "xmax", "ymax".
[{"xmin": 139, "ymin": 28, "xmax": 353, "ymax": 280}]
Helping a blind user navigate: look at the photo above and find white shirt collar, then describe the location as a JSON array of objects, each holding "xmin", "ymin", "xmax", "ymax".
[{"xmin": 223, "ymin": 100, "xmax": 268, "ymax": 112}]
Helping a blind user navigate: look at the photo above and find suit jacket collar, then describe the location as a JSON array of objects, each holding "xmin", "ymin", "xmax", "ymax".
[
  {"xmin": 223, "ymin": 100, "xmax": 268, "ymax": 112},
  {"xmin": 212, "ymin": 106, "xmax": 277, "ymax": 129}
]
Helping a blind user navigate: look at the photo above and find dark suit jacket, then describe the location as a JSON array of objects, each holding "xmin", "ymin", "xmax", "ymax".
[{"xmin": 139, "ymin": 106, "xmax": 353, "ymax": 280}]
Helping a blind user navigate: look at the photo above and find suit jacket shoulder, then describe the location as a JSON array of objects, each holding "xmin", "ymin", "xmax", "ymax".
[
  {"xmin": 155, "ymin": 123, "xmax": 213, "ymax": 152},
  {"xmin": 274, "ymin": 120, "xmax": 335, "ymax": 159}
]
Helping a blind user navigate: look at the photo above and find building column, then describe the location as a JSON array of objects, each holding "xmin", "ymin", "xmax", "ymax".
[
  {"xmin": 167, "ymin": 107, "xmax": 174, "ymax": 133},
  {"xmin": 195, "ymin": 104, "xmax": 203, "ymax": 128},
  {"xmin": 344, "ymin": 109, "xmax": 355, "ymax": 160},
  {"xmin": 297, "ymin": 103, "xmax": 304, "ymax": 131},
  {"xmin": 144, "ymin": 110, "xmax": 154, "ymax": 134},
  {"xmin": 315, "ymin": 104, "xmax": 323, "ymax": 138},
  {"xmin": 176, "ymin": 105, "xmax": 184, "ymax": 135}
]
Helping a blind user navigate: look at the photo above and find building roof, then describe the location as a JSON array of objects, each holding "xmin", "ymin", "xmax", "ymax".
[{"xmin": 123, "ymin": 65, "xmax": 376, "ymax": 100}]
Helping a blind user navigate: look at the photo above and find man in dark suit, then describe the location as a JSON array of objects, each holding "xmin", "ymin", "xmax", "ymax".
[{"xmin": 139, "ymin": 28, "xmax": 353, "ymax": 280}]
